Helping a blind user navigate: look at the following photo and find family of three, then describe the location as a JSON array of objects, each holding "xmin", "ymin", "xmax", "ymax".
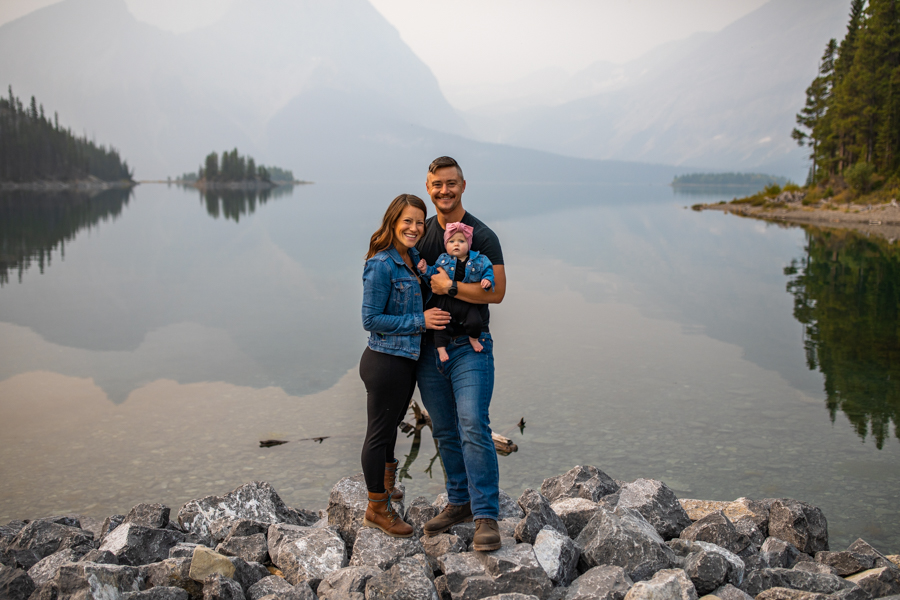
[{"xmin": 358, "ymin": 156, "xmax": 507, "ymax": 552}]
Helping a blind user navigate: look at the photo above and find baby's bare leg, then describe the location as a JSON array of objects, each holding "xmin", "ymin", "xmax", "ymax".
[
  {"xmin": 469, "ymin": 337, "xmax": 483, "ymax": 353},
  {"xmin": 437, "ymin": 346, "xmax": 450, "ymax": 362}
]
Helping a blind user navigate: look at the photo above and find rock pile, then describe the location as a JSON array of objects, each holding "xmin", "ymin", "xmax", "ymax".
[{"xmin": 1, "ymin": 467, "xmax": 899, "ymax": 600}]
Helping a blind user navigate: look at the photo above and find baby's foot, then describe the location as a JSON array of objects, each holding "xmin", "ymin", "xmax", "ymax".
[
  {"xmin": 438, "ymin": 347, "xmax": 450, "ymax": 362},
  {"xmin": 469, "ymin": 337, "xmax": 483, "ymax": 353}
]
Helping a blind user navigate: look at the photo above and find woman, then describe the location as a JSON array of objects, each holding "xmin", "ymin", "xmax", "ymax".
[{"xmin": 360, "ymin": 193, "xmax": 450, "ymax": 537}]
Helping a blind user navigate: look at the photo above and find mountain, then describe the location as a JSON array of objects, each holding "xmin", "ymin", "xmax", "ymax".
[{"xmin": 460, "ymin": 0, "xmax": 851, "ymax": 180}]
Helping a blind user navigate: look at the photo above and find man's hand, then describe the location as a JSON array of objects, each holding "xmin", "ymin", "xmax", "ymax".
[
  {"xmin": 481, "ymin": 279, "xmax": 491, "ymax": 290},
  {"xmin": 424, "ymin": 307, "xmax": 451, "ymax": 330},
  {"xmin": 429, "ymin": 267, "xmax": 453, "ymax": 295}
]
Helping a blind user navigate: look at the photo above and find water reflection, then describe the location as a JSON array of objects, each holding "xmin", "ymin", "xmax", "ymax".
[
  {"xmin": 195, "ymin": 184, "xmax": 295, "ymax": 222},
  {"xmin": 785, "ymin": 227, "xmax": 900, "ymax": 448},
  {"xmin": 0, "ymin": 187, "xmax": 132, "ymax": 285}
]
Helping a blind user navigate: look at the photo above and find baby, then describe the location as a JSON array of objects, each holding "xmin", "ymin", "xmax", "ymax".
[{"xmin": 418, "ymin": 222, "xmax": 494, "ymax": 362}]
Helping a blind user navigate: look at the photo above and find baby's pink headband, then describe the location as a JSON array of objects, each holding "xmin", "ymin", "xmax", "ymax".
[{"xmin": 444, "ymin": 222, "xmax": 473, "ymax": 248}]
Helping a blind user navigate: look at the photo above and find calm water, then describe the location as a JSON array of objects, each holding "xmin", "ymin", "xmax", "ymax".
[{"xmin": 1, "ymin": 182, "xmax": 898, "ymax": 553}]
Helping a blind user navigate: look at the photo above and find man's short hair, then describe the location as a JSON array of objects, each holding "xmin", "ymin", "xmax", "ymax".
[{"xmin": 428, "ymin": 156, "xmax": 464, "ymax": 180}]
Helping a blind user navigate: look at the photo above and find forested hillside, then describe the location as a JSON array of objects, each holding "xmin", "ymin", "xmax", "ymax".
[
  {"xmin": 794, "ymin": 0, "xmax": 900, "ymax": 190},
  {"xmin": 0, "ymin": 87, "xmax": 132, "ymax": 183}
]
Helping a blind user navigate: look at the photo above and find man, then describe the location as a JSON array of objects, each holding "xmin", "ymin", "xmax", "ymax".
[{"xmin": 416, "ymin": 156, "xmax": 506, "ymax": 551}]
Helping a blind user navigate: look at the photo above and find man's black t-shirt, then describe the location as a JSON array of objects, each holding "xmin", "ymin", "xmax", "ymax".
[{"xmin": 417, "ymin": 211, "xmax": 504, "ymax": 332}]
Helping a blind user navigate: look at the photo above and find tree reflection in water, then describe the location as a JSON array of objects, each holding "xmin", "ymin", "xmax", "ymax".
[
  {"xmin": 198, "ymin": 185, "xmax": 293, "ymax": 223},
  {"xmin": 785, "ymin": 227, "xmax": 900, "ymax": 448},
  {"xmin": 0, "ymin": 187, "xmax": 132, "ymax": 285}
]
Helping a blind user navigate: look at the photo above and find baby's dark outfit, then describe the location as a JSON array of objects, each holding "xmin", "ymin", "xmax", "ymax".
[{"xmin": 433, "ymin": 259, "xmax": 484, "ymax": 348}]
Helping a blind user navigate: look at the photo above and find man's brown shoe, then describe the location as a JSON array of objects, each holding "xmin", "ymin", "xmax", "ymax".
[
  {"xmin": 472, "ymin": 518, "xmax": 501, "ymax": 551},
  {"xmin": 423, "ymin": 502, "xmax": 473, "ymax": 536},
  {"xmin": 362, "ymin": 491, "xmax": 413, "ymax": 538},
  {"xmin": 384, "ymin": 460, "xmax": 403, "ymax": 501}
]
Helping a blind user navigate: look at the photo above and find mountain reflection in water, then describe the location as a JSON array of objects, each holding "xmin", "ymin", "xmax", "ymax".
[{"xmin": 785, "ymin": 227, "xmax": 900, "ymax": 448}]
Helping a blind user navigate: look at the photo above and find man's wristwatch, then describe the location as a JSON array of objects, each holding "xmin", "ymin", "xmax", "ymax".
[{"xmin": 448, "ymin": 281, "xmax": 458, "ymax": 297}]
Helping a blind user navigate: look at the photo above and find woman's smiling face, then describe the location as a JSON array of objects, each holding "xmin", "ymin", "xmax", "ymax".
[{"xmin": 393, "ymin": 205, "xmax": 425, "ymax": 250}]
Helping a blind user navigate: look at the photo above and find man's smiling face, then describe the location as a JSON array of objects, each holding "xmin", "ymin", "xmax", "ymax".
[{"xmin": 426, "ymin": 166, "xmax": 466, "ymax": 216}]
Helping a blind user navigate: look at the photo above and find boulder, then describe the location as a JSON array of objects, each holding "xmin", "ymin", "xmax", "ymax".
[
  {"xmin": 216, "ymin": 534, "xmax": 269, "ymax": 564},
  {"xmin": 540, "ymin": 466, "xmax": 619, "ymax": 504},
  {"xmin": 365, "ymin": 556, "xmax": 438, "ymax": 600},
  {"xmin": 792, "ymin": 562, "xmax": 838, "ymax": 576},
  {"xmin": 123, "ymin": 587, "xmax": 190, "ymax": 600},
  {"xmin": 767, "ymin": 500, "xmax": 828, "ymax": 555},
  {"xmin": 533, "ymin": 527, "xmax": 579, "ymax": 587},
  {"xmin": 615, "ymin": 479, "xmax": 692, "ymax": 541},
  {"xmin": 679, "ymin": 499, "xmax": 771, "ymax": 536},
  {"xmin": 124, "ymin": 504, "xmax": 171, "ymax": 530},
  {"xmin": 679, "ymin": 512, "xmax": 749, "ymax": 556},
  {"xmin": 760, "ymin": 537, "xmax": 805, "ymax": 569},
  {"xmin": 846, "ymin": 566, "xmax": 900, "ymax": 598},
  {"xmin": 316, "ymin": 565, "xmax": 382, "ymax": 600},
  {"xmin": 189, "ymin": 546, "xmax": 236, "ymax": 582},
  {"xmin": 481, "ymin": 595, "xmax": 539, "ymax": 600},
  {"xmin": 575, "ymin": 507, "xmax": 676, "ymax": 582},
  {"xmin": 405, "ymin": 497, "xmax": 439, "ymax": 538},
  {"xmin": 846, "ymin": 538, "xmax": 900, "ymax": 570},
  {"xmin": 710, "ymin": 583, "xmax": 753, "ymax": 600},
  {"xmin": 449, "ymin": 523, "xmax": 477, "ymax": 548},
  {"xmin": 27, "ymin": 547, "xmax": 87, "ymax": 586},
  {"xmin": 732, "ymin": 517, "xmax": 765, "ymax": 552},
  {"xmin": 227, "ymin": 558, "xmax": 270, "ymax": 594},
  {"xmin": 55, "ymin": 562, "xmax": 143, "ymax": 599},
  {"xmin": 327, "ymin": 474, "xmax": 403, "ymax": 551},
  {"xmin": 741, "ymin": 567, "xmax": 866, "ymax": 598},
  {"xmin": 550, "ymin": 498, "xmax": 602, "ymax": 540},
  {"xmin": 754, "ymin": 588, "xmax": 829, "ymax": 600},
  {"xmin": 437, "ymin": 543, "xmax": 552, "ymax": 600},
  {"xmin": 0, "ymin": 521, "xmax": 27, "ymax": 545},
  {"xmin": 169, "ymin": 543, "xmax": 200, "ymax": 559},
  {"xmin": 515, "ymin": 490, "xmax": 567, "ymax": 545},
  {"xmin": 267, "ymin": 523, "xmax": 347, "ymax": 588},
  {"xmin": 144, "ymin": 556, "xmax": 203, "ymax": 598},
  {"xmin": 99, "ymin": 523, "xmax": 185, "ymax": 566},
  {"xmin": 564, "ymin": 565, "xmax": 633, "ymax": 600},
  {"xmin": 0, "ymin": 563, "xmax": 36, "ymax": 600},
  {"xmin": 683, "ymin": 549, "xmax": 730, "ymax": 595},
  {"xmin": 666, "ymin": 540, "xmax": 744, "ymax": 588},
  {"xmin": 622, "ymin": 568, "xmax": 697, "ymax": 600},
  {"xmin": 201, "ymin": 573, "xmax": 245, "ymax": 600},
  {"xmin": 248, "ymin": 574, "xmax": 305, "ymax": 600},
  {"xmin": 5, "ymin": 520, "xmax": 94, "ymax": 570},
  {"xmin": 100, "ymin": 515, "xmax": 127, "ymax": 544},
  {"xmin": 80, "ymin": 549, "xmax": 119, "ymax": 564},
  {"xmin": 348, "ymin": 527, "xmax": 424, "ymax": 570},
  {"xmin": 422, "ymin": 533, "xmax": 466, "ymax": 560},
  {"xmin": 499, "ymin": 490, "xmax": 526, "ymax": 520},
  {"xmin": 814, "ymin": 551, "xmax": 874, "ymax": 576}
]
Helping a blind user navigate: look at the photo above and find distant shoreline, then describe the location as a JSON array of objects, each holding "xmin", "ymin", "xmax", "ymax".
[
  {"xmin": 173, "ymin": 179, "xmax": 313, "ymax": 188},
  {"xmin": 0, "ymin": 179, "xmax": 135, "ymax": 192}
]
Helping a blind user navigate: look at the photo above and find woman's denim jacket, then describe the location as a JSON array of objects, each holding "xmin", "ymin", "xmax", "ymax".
[
  {"xmin": 362, "ymin": 246, "xmax": 429, "ymax": 360},
  {"xmin": 422, "ymin": 250, "xmax": 495, "ymax": 290}
]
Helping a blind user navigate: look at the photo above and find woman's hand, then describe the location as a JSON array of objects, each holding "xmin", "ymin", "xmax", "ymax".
[{"xmin": 424, "ymin": 307, "xmax": 451, "ymax": 330}]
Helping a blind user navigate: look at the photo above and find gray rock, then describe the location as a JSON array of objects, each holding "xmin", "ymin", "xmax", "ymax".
[
  {"xmin": 449, "ymin": 523, "xmax": 476, "ymax": 548},
  {"xmin": 480, "ymin": 595, "xmax": 539, "ymax": 600},
  {"xmin": 760, "ymin": 537, "xmax": 805, "ymax": 569},
  {"xmin": 349, "ymin": 527, "xmax": 424, "ymax": 571},
  {"xmin": 55, "ymin": 562, "xmax": 143, "ymax": 599},
  {"xmin": 846, "ymin": 566, "xmax": 900, "ymax": 598},
  {"xmin": 216, "ymin": 534, "xmax": 269, "ymax": 564},
  {"xmin": 124, "ymin": 504, "xmax": 171, "ymax": 530},
  {"xmin": 123, "ymin": 587, "xmax": 189, "ymax": 600},
  {"xmin": 753, "ymin": 588, "xmax": 829, "ymax": 600},
  {"xmin": 814, "ymin": 551, "xmax": 874, "ymax": 576},
  {"xmin": 540, "ymin": 466, "xmax": 619, "ymax": 504},
  {"xmin": 846, "ymin": 538, "xmax": 900, "ymax": 571},
  {"xmin": 5, "ymin": 520, "xmax": 94, "ymax": 570},
  {"xmin": 792, "ymin": 561, "xmax": 838, "ymax": 576},
  {"xmin": 248, "ymin": 575, "xmax": 295, "ymax": 600},
  {"xmin": 0, "ymin": 521, "xmax": 27, "ymax": 545},
  {"xmin": 550, "ymin": 498, "xmax": 602, "ymax": 540},
  {"xmin": 688, "ymin": 541, "xmax": 744, "ymax": 587},
  {"xmin": 575, "ymin": 507, "xmax": 676, "ymax": 582},
  {"xmin": 27, "ymin": 547, "xmax": 87, "ymax": 586},
  {"xmin": 168, "ymin": 543, "xmax": 200, "ymax": 559},
  {"xmin": 405, "ymin": 497, "xmax": 439, "ymax": 539},
  {"xmin": 622, "ymin": 568, "xmax": 697, "ymax": 600},
  {"xmin": 533, "ymin": 527, "xmax": 579, "ymax": 587},
  {"xmin": 0, "ymin": 563, "xmax": 36, "ymax": 600},
  {"xmin": 179, "ymin": 482, "xmax": 316, "ymax": 543},
  {"xmin": 711, "ymin": 583, "xmax": 753, "ymax": 600},
  {"xmin": 79, "ymin": 549, "xmax": 119, "ymax": 564},
  {"xmin": 498, "ymin": 520, "xmax": 518, "ymax": 539},
  {"xmin": 499, "ymin": 490, "xmax": 526, "ymax": 521},
  {"xmin": 683, "ymin": 550, "xmax": 729, "ymax": 595},
  {"xmin": 143, "ymin": 556, "xmax": 203, "ymax": 598},
  {"xmin": 679, "ymin": 512, "xmax": 749, "ymax": 556},
  {"xmin": 365, "ymin": 556, "xmax": 438, "ymax": 600},
  {"xmin": 202, "ymin": 573, "xmax": 246, "ymax": 600},
  {"xmin": 227, "ymin": 558, "xmax": 270, "ymax": 594},
  {"xmin": 422, "ymin": 534, "xmax": 466, "ymax": 560},
  {"xmin": 515, "ymin": 490, "xmax": 567, "ymax": 545},
  {"xmin": 615, "ymin": 479, "xmax": 692, "ymax": 541},
  {"xmin": 99, "ymin": 523, "xmax": 185, "ymax": 566},
  {"xmin": 437, "ymin": 543, "xmax": 552, "ymax": 600},
  {"xmin": 328, "ymin": 474, "xmax": 403, "ymax": 551},
  {"xmin": 267, "ymin": 523, "xmax": 347, "ymax": 588},
  {"xmin": 741, "ymin": 567, "xmax": 865, "ymax": 598},
  {"xmin": 316, "ymin": 565, "xmax": 382, "ymax": 600},
  {"xmin": 767, "ymin": 500, "xmax": 828, "ymax": 555},
  {"xmin": 100, "ymin": 515, "xmax": 127, "ymax": 543},
  {"xmin": 732, "ymin": 517, "xmax": 765, "ymax": 552},
  {"xmin": 565, "ymin": 565, "xmax": 633, "ymax": 600}
]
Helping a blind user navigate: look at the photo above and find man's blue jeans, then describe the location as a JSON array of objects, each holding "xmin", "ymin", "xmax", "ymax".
[{"xmin": 416, "ymin": 332, "xmax": 500, "ymax": 520}]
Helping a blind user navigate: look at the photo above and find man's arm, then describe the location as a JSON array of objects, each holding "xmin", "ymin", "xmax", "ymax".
[{"xmin": 429, "ymin": 265, "xmax": 506, "ymax": 304}]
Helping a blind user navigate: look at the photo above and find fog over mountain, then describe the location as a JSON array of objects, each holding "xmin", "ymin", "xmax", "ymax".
[{"xmin": 460, "ymin": 0, "xmax": 850, "ymax": 180}]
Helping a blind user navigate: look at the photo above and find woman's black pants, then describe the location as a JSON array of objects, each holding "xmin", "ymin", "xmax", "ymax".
[{"xmin": 359, "ymin": 346, "xmax": 417, "ymax": 493}]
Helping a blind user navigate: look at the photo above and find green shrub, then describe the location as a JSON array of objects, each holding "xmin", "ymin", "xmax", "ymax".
[
  {"xmin": 764, "ymin": 183, "xmax": 782, "ymax": 197},
  {"xmin": 783, "ymin": 182, "xmax": 801, "ymax": 192},
  {"xmin": 844, "ymin": 162, "xmax": 876, "ymax": 193}
]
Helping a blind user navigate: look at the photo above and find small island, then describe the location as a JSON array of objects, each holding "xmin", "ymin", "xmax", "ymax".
[
  {"xmin": 0, "ymin": 86, "xmax": 134, "ymax": 191},
  {"xmin": 175, "ymin": 149, "xmax": 308, "ymax": 190}
]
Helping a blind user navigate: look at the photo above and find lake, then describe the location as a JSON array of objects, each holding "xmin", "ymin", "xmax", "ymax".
[{"xmin": 0, "ymin": 181, "xmax": 897, "ymax": 553}]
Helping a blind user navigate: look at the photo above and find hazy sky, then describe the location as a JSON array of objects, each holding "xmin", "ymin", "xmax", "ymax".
[{"xmin": 2, "ymin": 0, "xmax": 769, "ymax": 87}]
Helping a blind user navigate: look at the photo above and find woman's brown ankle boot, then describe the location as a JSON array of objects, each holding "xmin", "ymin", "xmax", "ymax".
[
  {"xmin": 384, "ymin": 460, "xmax": 404, "ymax": 501},
  {"xmin": 363, "ymin": 491, "xmax": 413, "ymax": 538}
]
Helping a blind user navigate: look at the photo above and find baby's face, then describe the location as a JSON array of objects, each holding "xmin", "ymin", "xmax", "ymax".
[{"xmin": 445, "ymin": 232, "xmax": 470, "ymax": 259}]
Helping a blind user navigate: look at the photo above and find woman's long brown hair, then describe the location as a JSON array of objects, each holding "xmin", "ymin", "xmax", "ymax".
[{"xmin": 366, "ymin": 194, "xmax": 428, "ymax": 259}]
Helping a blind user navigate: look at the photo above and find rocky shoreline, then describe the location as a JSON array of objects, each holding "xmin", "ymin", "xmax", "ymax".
[
  {"xmin": 0, "ymin": 179, "xmax": 135, "ymax": 192},
  {"xmin": 2, "ymin": 467, "xmax": 899, "ymax": 600}
]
